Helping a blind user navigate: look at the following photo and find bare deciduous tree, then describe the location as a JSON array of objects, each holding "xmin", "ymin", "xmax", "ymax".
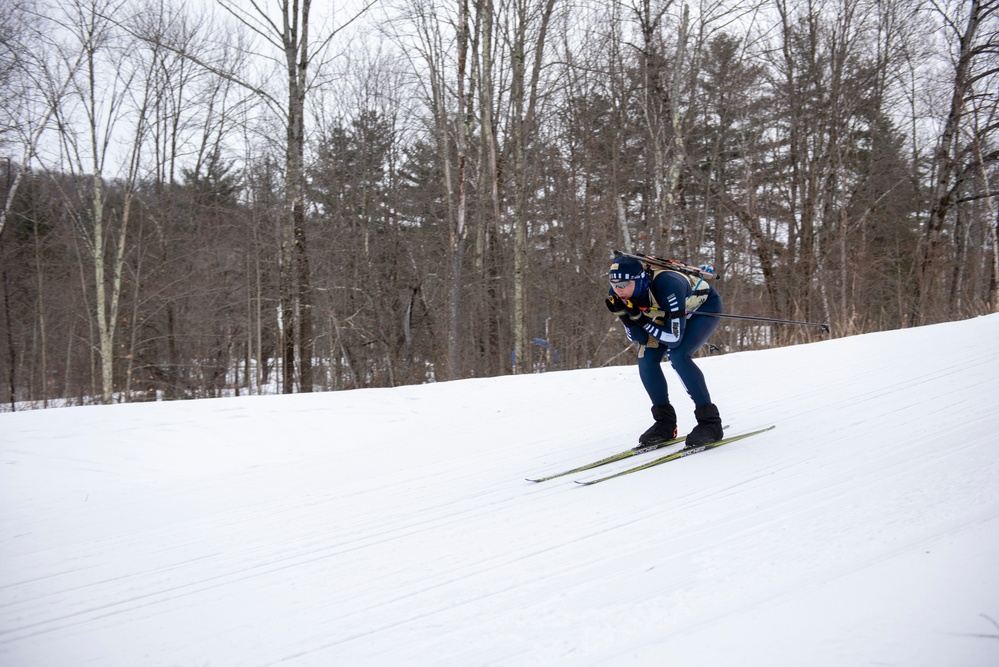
[
  {"xmin": 49, "ymin": 0, "xmax": 163, "ymax": 403},
  {"xmin": 911, "ymin": 0, "xmax": 999, "ymax": 324}
]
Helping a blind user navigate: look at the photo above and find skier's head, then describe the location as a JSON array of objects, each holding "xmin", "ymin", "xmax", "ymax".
[{"xmin": 608, "ymin": 255, "xmax": 649, "ymax": 300}]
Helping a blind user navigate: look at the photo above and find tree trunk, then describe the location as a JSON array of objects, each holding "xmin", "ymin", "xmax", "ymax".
[
  {"xmin": 282, "ymin": 0, "xmax": 314, "ymax": 392},
  {"xmin": 510, "ymin": 0, "xmax": 556, "ymax": 373},
  {"xmin": 911, "ymin": 0, "xmax": 982, "ymax": 325}
]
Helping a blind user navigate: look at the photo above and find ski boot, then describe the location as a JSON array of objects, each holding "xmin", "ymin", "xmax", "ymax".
[
  {"xmin": 636, "ymin": 404, "xmax": 678, "ymax": 450},
  {"xmin": 684, "ymin": 403, "xmax": 724, "ymax": 448}
]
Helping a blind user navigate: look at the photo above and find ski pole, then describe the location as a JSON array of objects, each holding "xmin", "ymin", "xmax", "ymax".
[{"xmin": 691, "ymin": 311, "xmax": 830, "ymax": 334}]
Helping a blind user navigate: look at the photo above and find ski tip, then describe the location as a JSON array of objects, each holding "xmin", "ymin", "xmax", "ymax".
[{"xmin": 739, "ymin": 424, "xmax": 776, "ymax": 436}]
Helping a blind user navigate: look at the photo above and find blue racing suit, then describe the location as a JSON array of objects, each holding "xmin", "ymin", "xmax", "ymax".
[{"xmin": 616, "ymin": 270, "xmax": 722, "ymax": 407}]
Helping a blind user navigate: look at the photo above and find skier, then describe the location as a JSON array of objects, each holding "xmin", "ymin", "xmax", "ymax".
[{"xmin": 605, "ymin": 254, "xmax": 724, "ymax": 449}]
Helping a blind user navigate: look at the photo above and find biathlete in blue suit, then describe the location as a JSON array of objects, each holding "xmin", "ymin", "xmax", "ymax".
[{"xmin": 605, "ymin": 254, "xmax": 725, "ymax": 448}]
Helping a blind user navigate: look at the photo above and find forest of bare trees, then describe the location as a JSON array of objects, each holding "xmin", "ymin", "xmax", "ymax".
[{"xmin": 0, "ymin": 0, "xmax": 996, "ymax": 408}]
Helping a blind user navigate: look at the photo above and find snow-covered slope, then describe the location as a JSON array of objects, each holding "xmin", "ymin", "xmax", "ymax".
[{"xmin": 2, "ymin": 315, "xmax": 998, "ymax": 666}]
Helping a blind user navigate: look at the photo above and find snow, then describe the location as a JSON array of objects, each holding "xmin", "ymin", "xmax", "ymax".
[{"xmin": 2, "ymin": 314, "xmax": 999, "ymax": 667}]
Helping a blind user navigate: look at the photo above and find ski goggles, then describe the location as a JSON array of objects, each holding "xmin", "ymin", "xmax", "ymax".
[{"xmin": 609, "ymin": 279, "xmax": 633, "ymax": 289}]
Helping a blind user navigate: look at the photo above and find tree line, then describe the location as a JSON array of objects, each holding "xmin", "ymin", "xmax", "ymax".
[{"xmin": 0, "ymin": 0, "xmax": 996, "ymax": 408}]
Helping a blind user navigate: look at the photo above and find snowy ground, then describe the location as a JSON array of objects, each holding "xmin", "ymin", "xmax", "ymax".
[{"xmin": 2, "ymin": 314, "xmax": 999, "ymax": 667}]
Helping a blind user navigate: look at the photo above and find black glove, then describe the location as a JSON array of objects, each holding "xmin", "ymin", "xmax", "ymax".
[
  {"xmin": 612, "ymin": 298, "xmax": 648, "ymax": 323},
  {"xmin": 629, "ymin": 311, "xmax": 652, "ymax": 327},
  {"xmin": 605, "ymin": 295, "xmax": 628, "ymax": 315},
  {"xmin": 608, "ymin": 294, "xmax": 650, "ymax": 323}
]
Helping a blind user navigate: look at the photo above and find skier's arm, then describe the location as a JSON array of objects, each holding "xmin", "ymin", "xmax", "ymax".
[
  {"xmin": 637, "ymin": 273, "xmax": 687, "ymax": 347},
  {"xmin": 606, "ymin": 292, "xmax": 649, "ymax": 345}
]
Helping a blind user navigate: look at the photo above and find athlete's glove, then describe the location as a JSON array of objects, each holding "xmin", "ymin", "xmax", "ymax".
[
  {"xmin": 605, "ymin": 295, "xmax": 628, "ymax": 315},
  {"xmin": 628, "ymin": 311, "xmax": 652, "ymax": 327}
]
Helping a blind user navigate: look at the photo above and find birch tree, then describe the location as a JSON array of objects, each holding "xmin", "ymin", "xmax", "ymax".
[{"xmin": 52, "ymin": 0, "xmax": 156, "ymax": 403}]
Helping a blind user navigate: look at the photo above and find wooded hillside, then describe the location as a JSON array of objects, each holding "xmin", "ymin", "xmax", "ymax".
[{"xmin": 1, "ymin": 0, "xmax": 996, "ymax": 407}]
